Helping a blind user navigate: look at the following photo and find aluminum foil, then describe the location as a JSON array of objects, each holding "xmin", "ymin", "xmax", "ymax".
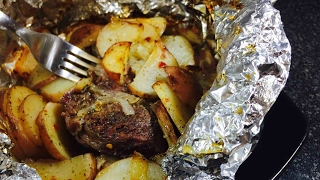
[
  {"xmin": 162, "ymin": 0, "xmax": 291, "ymax": 179},
  {"xmin": 0, "ymin": 133, "xmax": 41, "ymax": 179},
  {"xmin": 0, "ymin": 0, "xmax": 290, "ymax": 179}
]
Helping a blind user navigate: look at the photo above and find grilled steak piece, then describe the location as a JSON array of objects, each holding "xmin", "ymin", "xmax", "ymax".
[{"xmin": 61, "ymin": 67, "xmax": 167, "ymax": 156}]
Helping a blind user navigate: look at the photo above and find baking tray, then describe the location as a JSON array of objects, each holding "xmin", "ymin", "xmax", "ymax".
[{"xmin": 235, "ymin": 92, "xmax": 309, "ymax": 180}]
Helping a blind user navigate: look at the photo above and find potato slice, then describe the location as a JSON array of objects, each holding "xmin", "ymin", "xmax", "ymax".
[
  {"xmin": 26, "ymin": 153, "xmax": 97, "ymax": 180},
  {"xmin": 2, "ymin": 48, "xmax": 23, "ymax": 76},
  {"xmin": 165, "ymin": 66, "xmax": 203, "ymax": 108},
  {"xmin": 36, "ymin": 102, "xmax": 76, "ymax": 160},
  {"xmin": 96, "ymin": 20, "xmax": 143, "ymax": 57},
  {"xmin": 19, "ymin": 94, "xmax": 47, "ymax": 146},
  {"xmin": 101, "ymin": 42, "xmax": 131, "ymax": 84},
  {"xmin": 152, "ymin": 101, "xmax": 178, "ymax": 146},
  {"xmin": 27, "ymin": 64, "xmax": 57, "ymax": 90},
  {"xmin": 125, "ymin": 17, "xmax": 167, "ymax": 37},
  {"xmin": 129, "ymin": 41, "xmax": 178, "ymax": 98},
  {"xmin": 39, "ymin": 78, "xmax": 76, "ymax": 103},
  {"xmin": 152, "ymin": 81, "xmax": 193, "ymax": 133},
  {"xmin": 67, "ymin": 23, "xmax": 103, "ymax": 49},
  {"xmin": 4, "ymin": 86, "xmax": 50, "ymax": 159},
  {"xmin": 0, "ymin": 89, "xmax": 27, "ymax": 160},
  {"xmin": 124, "ymin": 18, "xmax": 161, "ymax": 61},
  {"xmin": 95, "ymin": 154, "xmax": 166, "ymax": 180},
  {"xmin": 13, "ymin": 45, "xmax": 38, "ymax": 79},
  {"xmin": 161, "ymin": 35, "xmax": 195, "ymax": 68},
  {"xmin": 0, "ymin": 88, "xmax": 7, "ymax": 119}
]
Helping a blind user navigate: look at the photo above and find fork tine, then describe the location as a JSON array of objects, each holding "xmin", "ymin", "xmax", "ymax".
[
  {"xmin": 64, "ymin": 53, "xmax": 95, "ymax": 69},
  {"xmin": 60, "ymin": 61, "xmax": 88, "ymax": 76},
  {"xmin": 55, "ymin": 69, "xmax": 81, "ymax": 82},
  {"xmin": 68, "ymin": 46, "xmax": 101, "ymax": 64}
]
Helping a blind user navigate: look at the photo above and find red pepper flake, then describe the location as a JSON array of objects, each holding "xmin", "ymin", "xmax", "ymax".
[
  {"xmin": 53, "ymin": 124, "xmax": 58, "ymax": 131},
  {"xmin": 164, "ymin": 98, "xmax": 169, "ymax": 102},
  {"xmin": 158, "ymin": 61, "xmax": 166, "ymax": 68}
]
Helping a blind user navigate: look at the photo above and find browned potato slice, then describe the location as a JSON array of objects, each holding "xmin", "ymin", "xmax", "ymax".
[
  {"xmin": 4, "ymin": 86, "xmax": 50, "ymax": 159},
  {"xmin": 165, "ymin": 66, "xmax": 203, "ymax": 108},
  {"xmin": 124, "ymin": 18, "xmax": 162, "ymax": 61},
  {"xmin": 67, "ymin": 23, "xmax": 104, "ymax": 49},
  {"xmin": 19, "ymin": 94, "xmax": 47, "ymax": 146},
  {"xmin": 125, "ymin": 17, "xmax": 167, "ymax": 36},
  {"xmin": 27, "ymin": 64, "xmax": 57, "ymax": 90},
  {"xmin": 39, "ymin": 78, "xmax": 76, "ymax": 103},
  {"xmin": 96, "ymin": 20, "xmax": 144, "ymax": 57},
  {"xmin": 36, "ymin": 102, "xmax": 76, "ymax": 160},
  {"xmin": 95, "ymin": 153, "xmax": 166, "ymax": 180},
  {"xmin": 4, "ymin": 121, "xmax": 27, "ymax": 160},
  {"xmin": 161, "ymin": 35, "xmax": 195, "ymax": 68},
  {"xmin": 152, "ymin": 100, "xmax": 178, "ymax": 146},
  {"xmin": 0, "ymin": 88, "xmax": 7, "ymax": 119},
  {"xmin": 152, "ymin": 81, "xmax": 193, "ymax": 133},
  {"xmin": 0, "ymin": 89, "xmax": 27, "ymax": 160},
  {"xmin": 26, "ymin": 153, "xmax": 97, "ymax": 180},
  {"xmin": 101, "ymin": 42, "xmax": 131, "ymax": 84},
  {"xmin": 13, "ymin": 45, "xmax": 38, "ymax": 79},
  {"xmin": 2, "ymin": 48, "xmax": 23, "ymax": 76},
  {"xmin": 129, "ymin": 41, "xmax": 178, "ymax": 98}
]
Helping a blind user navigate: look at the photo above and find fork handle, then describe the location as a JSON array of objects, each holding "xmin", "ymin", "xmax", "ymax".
[{"xmin": 0, "ymin": 11, "xmax": 30, "ymax": 38}]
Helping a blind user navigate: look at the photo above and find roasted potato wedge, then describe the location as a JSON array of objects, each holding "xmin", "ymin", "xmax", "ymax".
[
  {"xmin": 2, "ymin": 47, "xmax": 23, "ymax": 76},
  {"xmin": 19, "ymin": 94, "xmax": 47, "ymax": 147},
  {"xmin": 27, "ymin": 64, "xmax": 57, "ymax": 90},
  {"xmin": 26, "ymin": 153, "xmax": 97, "ymax": 180},
  {"xmin": 12, "ymin": 45, "xmax": 38, "ymax": 79},
  {"xmin": 95, "ymin": 153, "xmax": 166, "ymax": 180},
  {"xmin": 161, "ymin": 35, "xmax": 195, "ymax": 68},
  {"xmin": 67, "ymin": 23, "xmax": 104, "ymax": 49},
  {"xmin": 165, "ymin": 66, "xmax": 203, "ymax": 108},
  {"xmin": 124, "ymin": 17, "xmax": 167, "ymax": 37},
  {"xmin": 39, "ymin": 78, "xmax": 76, "ymax": 103},
  {"xmin": 36, "ymin": 102, "xmax": 76, "ymax": 160},
  {"xmin": 152, "ymin": 81, "xmax": 193, "ymax": 133},
  {"xmin": 4, "ymin": 86, "xmax": 50, "ymax": 159},
  {"xmin": 101, "ymin": 42, "xmax": 131, "ymax": 84},
  {"xmin": 96, "ymin": 20, "xmax": 144, "ymax": 57},
  {"xmin": 124, "ymin": 18, "xmax": 161, "ymax": 61},
  {"xmin": 0, "ymin": 88, "xmax": 27, "ymax": 160},
  {"xmin": 0, "ymin": 88, "xmax": 7, "ymax": 119},
  {"xmin": 129, "ymin": 40, "xmax": 178, "ymax": 98}
]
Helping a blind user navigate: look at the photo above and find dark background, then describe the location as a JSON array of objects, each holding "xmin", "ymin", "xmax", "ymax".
[{"xmin": 274, "ymin": 0, "xmax": 320, "ymax": 179}]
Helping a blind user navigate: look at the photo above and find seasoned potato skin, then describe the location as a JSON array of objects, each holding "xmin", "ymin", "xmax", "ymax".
[{"xmin": 165, "ymin": 66, "xmax": 203, "ymax": 109}]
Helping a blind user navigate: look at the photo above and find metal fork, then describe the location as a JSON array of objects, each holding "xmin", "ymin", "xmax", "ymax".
[{"xmin": 0, "ymin": 11, "xmax": 101, "ymax": 82}]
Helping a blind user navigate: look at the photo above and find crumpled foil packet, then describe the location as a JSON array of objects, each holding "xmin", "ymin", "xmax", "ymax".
[
  {"xmin": 0, "ymin": 132, "xmax": 41, "ymax": 179},
  {"xmin": 162, "ymin": 0, "xmax": 291, "ymax": 179},
  {"xmin": 0, "ymin": 0, "xmax": 290, "ymax": 179}
]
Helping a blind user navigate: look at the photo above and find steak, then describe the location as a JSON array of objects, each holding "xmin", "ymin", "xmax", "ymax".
[{"xmin": 61, "ymin": 66, "xmax": 167, "ymax": 156}]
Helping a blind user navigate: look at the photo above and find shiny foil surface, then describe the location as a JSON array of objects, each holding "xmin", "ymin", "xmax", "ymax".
[
  {"xmin": 162, "ymin": 0, "xmax": 291, "ymax": 179},
  {"xmin": 0, "ymin": 133, "xmax": 41, "ymax": 179},
  {"xmin": 0, "ymin": 0, "xmax": 290, "ymax": 179}
]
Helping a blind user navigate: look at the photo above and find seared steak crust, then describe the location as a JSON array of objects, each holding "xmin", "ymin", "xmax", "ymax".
[{"xmin": 61, "ymin": 68, "xmax": 167, "ymax": 156}]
